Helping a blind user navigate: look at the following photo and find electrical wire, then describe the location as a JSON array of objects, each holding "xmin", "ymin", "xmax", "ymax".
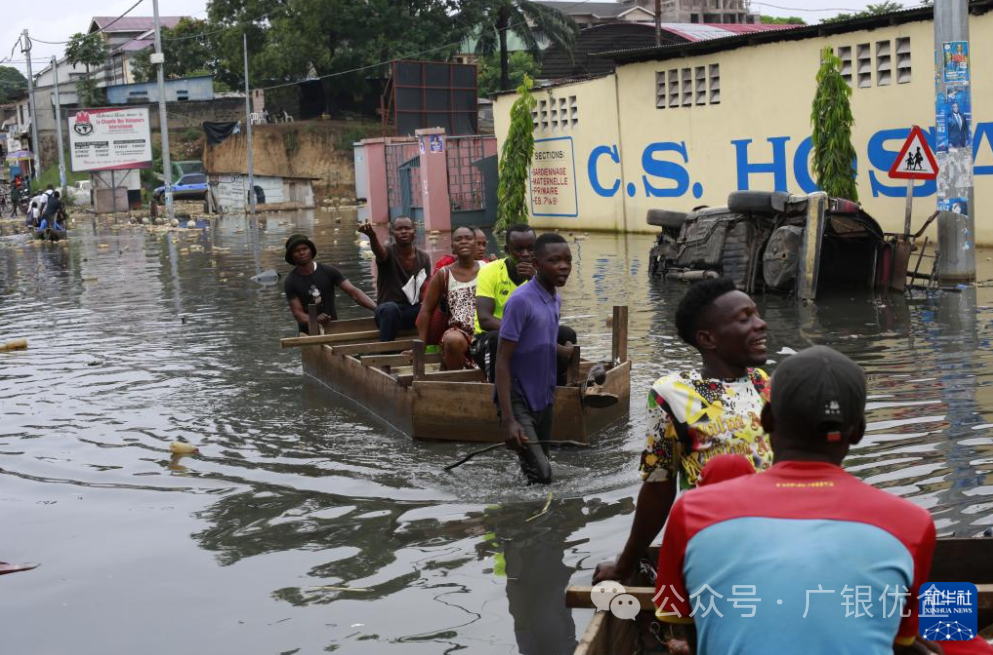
[
  {"xmin": 750, "ymin": 1, "xmax": 870, "ymax": 12},
  {"xmin": 259, "ymin": 0, "xmax": 604, "ymax": 90}
]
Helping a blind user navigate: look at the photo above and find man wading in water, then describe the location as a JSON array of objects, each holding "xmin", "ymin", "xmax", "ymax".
[
  {"xmin": 594, "ymin": 277, "xmax": 772, "ymax": 583},
  {"xmin": 283, "ymin": 234, "xmax": 376, "ymax": 334},
  {"xmin": 495, "ymin": 233, "xmax": 574, "ymax": 485}
]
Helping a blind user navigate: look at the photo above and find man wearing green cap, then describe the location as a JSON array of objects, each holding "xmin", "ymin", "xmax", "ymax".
[{"xmin": 284, "ymin": 234, "xmax": 376, "ymax": 334}]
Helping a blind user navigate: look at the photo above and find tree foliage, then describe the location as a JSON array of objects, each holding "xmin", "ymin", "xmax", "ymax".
[
  {"xmin": 206, "ymin": 0, "xmax": 459, "ymax": 92},
  {"xmin": 0, "ymin": 66, "xmax": 27, "ymax": 103},
  {"xmin": 811, "ymin": 47, "xmax": 858, "ymax": 201},
  {"xmin": 460, "ymin": 0, "xmax": 577, "ymax": 90},
  {"xmin": 760, "ymin": 15, "xmax": 806, "ymax": 25},
  {"xmin": 477, "ymin": 51, "xmax": 538, "ymax": 97},
  {"xmin": 65, "ymin": 32, "xmax": 109, "ymax": 107},
  {"xmin": 496, "ymin": 75, "xmax": 536, "ymax": 232},
  {"xmin": 821, "ymin": 1, "xmax": 903, "ymax": 23},
  {"xmin": 131, "ymin": 18, "xmax": 217, "ymax": 83}
]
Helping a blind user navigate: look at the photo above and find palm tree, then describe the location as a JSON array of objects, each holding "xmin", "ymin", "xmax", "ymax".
[{"xmin": 466, "ymin": 0, "xmax": 577, "ymax": 90}]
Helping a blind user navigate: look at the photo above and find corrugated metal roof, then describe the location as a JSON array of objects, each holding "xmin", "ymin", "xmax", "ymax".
[
  {"xmin": 598, "ymin": 0, "xmax": 993, "ymax": 63},
  {"xmin": 90, "ymin": 16, "xmax": 184, "ymax": 32}
]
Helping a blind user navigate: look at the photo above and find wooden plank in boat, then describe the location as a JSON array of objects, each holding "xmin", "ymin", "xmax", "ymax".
[
  {"xmin": 281, "ymin": 330, "xmax": 381, "ymax": 348},
  {"xmin": 360, "ymin": 352, "xmax": 442, "ymax": 367},
  {"xmin": 397, "ymin": 369, "xmax": 487, "ymax": 385},
  {"xmin": 330, "ymin": 340, "xmax": 419, "ymax": 356}
]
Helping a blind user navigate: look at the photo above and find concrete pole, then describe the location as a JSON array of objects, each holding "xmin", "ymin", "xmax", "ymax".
[
  {"xmin": 21, "ymin": 31, "xmax": 42, "ymax": 181},
  {"xmin": 243, "ymin": 33, "xmax": 261, "ymax": 276},
  {"xmin": 655, "ymin": 0, "xmax": 662, "ymax": 47},
  {"xmin": 51, "ymin": 56, "xmax": 67, "ymax": 196},
  {"xmin": 152, "ymin": 0, "xmax": 174, "ymax": 221},
  {"xmin": 934, "ymin": 0, "xmax": 975, "ymax": 282}
]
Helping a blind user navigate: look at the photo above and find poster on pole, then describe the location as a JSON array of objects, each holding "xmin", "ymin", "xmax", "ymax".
[
  {"xmin": 67, "ymin": 106, "xmax": 153, "ymax": 172},
  {"xmin": 942, "ymin": 41, "xmax": 970, "ymax": 84}
]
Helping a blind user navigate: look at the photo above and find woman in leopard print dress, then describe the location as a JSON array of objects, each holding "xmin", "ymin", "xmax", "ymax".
[{"xmin": 417, "ymin": 226, "xmax": 483, "ymax": 370}]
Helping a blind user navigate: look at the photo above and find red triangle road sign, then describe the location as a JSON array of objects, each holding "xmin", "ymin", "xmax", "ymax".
[{"xmin": 888, "ymin": 125, "xmax": 939, "ymax": 180}]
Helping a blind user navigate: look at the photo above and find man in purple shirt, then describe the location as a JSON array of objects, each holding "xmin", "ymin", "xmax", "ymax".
[{"xmin": 495, "ymin": 233, "xmax": 574, "ymax": 484}]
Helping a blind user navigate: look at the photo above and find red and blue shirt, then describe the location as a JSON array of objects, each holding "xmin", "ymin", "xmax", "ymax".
[{"xmin": 655, "ymin": 461, "xmax": 936, "ymax": 654}]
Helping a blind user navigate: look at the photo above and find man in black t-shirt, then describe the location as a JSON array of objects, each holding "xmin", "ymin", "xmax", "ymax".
[{"xmin": 283, "ymin": 234, "xmax": 376, "ymax": 334}]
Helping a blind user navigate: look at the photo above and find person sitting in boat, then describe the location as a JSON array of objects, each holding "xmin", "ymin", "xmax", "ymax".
[
  {"xmin": 416, "ymin": 226, "xmax": 483, "ymax": 370},
  {"xmin": 496, "ymin": 233, "xmax": 574, "ymax": 485},
  {"xmin": 41, "ymin": 190, "xmax": 63, "ymax": 227},
  {"xmin": 358, "ymin": 217, "xmax": 431, "ymax": 342},
  {"xmin": 473, "ymin": 224, "xmax": 577, "ymax": 384},
  {"xmin": 653, "ymin": 346, "xmax": 937, "ymax": 655},
  {"xmin": 474, "ymin": 228, "xmax": 497, "ymax": 262},
  {"xmin": 283, "ymin": 234, "xmax": 376, "ymax": 334},
  {"xmin": 593, "ymin": 277, "xmax": 771, "ymax": 585}
]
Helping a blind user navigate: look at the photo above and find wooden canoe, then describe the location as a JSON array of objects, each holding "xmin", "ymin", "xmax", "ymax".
[
  {"xmin": 285, "ymin": 306, "xmax": 632, "ymax": 444},
  {"xmin": 569, "ymin": 537, "xmax": 993, "ymax": 654}
]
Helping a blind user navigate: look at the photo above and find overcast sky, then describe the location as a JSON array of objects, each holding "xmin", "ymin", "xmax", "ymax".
[{"xmin": 1, "ymin": 0, "xmax": 921, "ymax": 79}]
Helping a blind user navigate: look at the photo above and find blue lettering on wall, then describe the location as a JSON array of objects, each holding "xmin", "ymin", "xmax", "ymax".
[
  {"xmin": 731, "ymin": 136, "xmax": 790, "ymax": 192},
  {"xmin": 588, "ymin": 144, "xmax": 621, "ymax": 197},
  {"xmin": 641, "ymin": 141, "xmax": 691, "ymax": 198},
  {"xmin": 867, "ymin": 127, "xmax": 936, "ymax": 197},
  {"xmin": 974, "ymin": 122, "xmax": 993, "ymax": 176},
  {"xmin": 792, "ymin": 136, "xmax": 819, "ymax": 194}
]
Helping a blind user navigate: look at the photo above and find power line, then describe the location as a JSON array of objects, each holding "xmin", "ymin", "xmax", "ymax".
[
  {"xmin": 28, "ymin": 0, "xmax": 147, "ymax": 45},
  {"xmin": 749, "ymin": 1, "xmax": 866, "ymax": 11},
  {"xmin": 260, "ymin": 0, "xmax": 601, "ymax": 90}
]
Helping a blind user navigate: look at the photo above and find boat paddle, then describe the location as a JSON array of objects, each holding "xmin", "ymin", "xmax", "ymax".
[{"xmin": 444, "ymin": 440, "xmax": 589, "ymax": 472}]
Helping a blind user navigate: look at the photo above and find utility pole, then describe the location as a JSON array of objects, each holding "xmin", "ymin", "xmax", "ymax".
[
  {"xmin": 655, "ymin": 0, "xmax": 662, "ymax": 47},
  {"xmin": 51, "ymin": 56, "xmax": 67, "ymax": 196},
  {"xmin": 21, "ymin": 30, "xmax": 42, "ymax": 181},
  {"xmin": 934, "ymin": 0, "xmax": 975, "ymax": 282},
  {"xmin": 152, "ymin": 0, "xmax": 174, "ymax": 220},
  {"xmin": 244, "ymin": 32, "xmax": 261, "ymax": 277}
]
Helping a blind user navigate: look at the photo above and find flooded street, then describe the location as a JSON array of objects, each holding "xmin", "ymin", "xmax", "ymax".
[{"xmin": 2, "ymin": 209, "xmax": 992, "ymax": 655}]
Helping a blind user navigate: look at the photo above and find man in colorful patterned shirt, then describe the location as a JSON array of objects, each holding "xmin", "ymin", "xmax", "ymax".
[
  {"xmin": 594, "ymin": 277, "xmax": 770, "ymax": 584},
  {"xmin": 654, "ymin": 346, "xmax": 937, "ymax": 655}
]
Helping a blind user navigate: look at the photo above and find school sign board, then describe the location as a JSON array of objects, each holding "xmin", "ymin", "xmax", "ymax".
[
  {"xmin": 888, "ymin": 126, "xmax": 939, "ymax": 180},
  {"xmin": 67, "ymin": 107, "xmax": 153, "ymax": 172}
]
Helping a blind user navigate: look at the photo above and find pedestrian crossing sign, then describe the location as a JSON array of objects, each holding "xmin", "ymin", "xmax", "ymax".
[{"xmin": 889, "ymin": 125, "xmax": 939, "ymax": 180}]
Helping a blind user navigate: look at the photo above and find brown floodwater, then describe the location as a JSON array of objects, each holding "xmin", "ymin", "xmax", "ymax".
[{"xmin": 1, "ymin": 208, "xmax": 991, "ymax": 654}]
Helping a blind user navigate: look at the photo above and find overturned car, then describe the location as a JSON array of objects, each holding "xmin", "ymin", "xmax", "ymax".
[{"xmin": 648, "ymin": 191, "xmax": 901, "ymax": 296}]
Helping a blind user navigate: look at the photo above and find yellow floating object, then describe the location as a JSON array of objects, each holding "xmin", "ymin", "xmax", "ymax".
[
  {"xmin": 169, "ymin": 441, "xmax": 199, "ymax": 455},
  {"xmin": 0, "ymin": 339, "xmax": 28, "ymax": 352}
]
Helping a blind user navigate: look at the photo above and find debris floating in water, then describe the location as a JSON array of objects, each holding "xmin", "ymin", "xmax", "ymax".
[
  {"xmin": 526, "ymin": 492, "xmax": 554, "ymax": 522},
  {"xmin": 169, "ymin": 441, "xmax": 199, "ymax": 455},
  {"xmin": 0, "ymin": 339, "xmax": 28, "ymax": 352}
]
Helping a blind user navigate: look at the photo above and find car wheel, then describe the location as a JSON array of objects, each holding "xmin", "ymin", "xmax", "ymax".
[
  {"xmin": 727, "ymin": 191, "xmax": 791, "ymax": 214},
  {"xmin": 646, "ymin": 209, "xmax": 689, "ymax": 229}
]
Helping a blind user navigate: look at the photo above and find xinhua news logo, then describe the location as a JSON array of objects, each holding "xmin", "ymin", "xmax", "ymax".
[{"xmin": 918, "ymin": 582, "xmax": 978, "ymax": 641}]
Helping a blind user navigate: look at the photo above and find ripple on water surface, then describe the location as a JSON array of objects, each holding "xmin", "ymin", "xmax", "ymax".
[{"xmin": 1, "ymin": 214, "xmax": 992, "ymax": 654}]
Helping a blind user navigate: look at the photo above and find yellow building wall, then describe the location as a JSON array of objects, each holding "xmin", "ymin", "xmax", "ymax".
[{"xmin": 494, "ymin": 13, "xmax": 993, "ymax": 242}]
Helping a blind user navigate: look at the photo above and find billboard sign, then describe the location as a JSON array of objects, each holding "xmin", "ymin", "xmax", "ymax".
[{"xmin": 68, "ymin": 106, "xmax": 153, "ymax": 172}]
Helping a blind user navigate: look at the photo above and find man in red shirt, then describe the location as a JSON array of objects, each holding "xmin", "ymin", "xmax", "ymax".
[{"xmin": 655, "ymin": 346, "xmax": 937, "ymax": 654}]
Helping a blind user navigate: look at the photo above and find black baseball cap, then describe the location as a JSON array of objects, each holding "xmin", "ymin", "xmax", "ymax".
[
  {"xmin": 285, "ymin": 234, "xmax": 316, "ymax": 265},
  {"xmin": 770, "ymin": 346, "xmax": 866, "ymax": 441}
]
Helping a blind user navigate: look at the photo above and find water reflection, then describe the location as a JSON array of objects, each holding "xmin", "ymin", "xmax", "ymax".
[{"xmin": 0, "ymin": 211, "xmax": 992, "ymax": 654}]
